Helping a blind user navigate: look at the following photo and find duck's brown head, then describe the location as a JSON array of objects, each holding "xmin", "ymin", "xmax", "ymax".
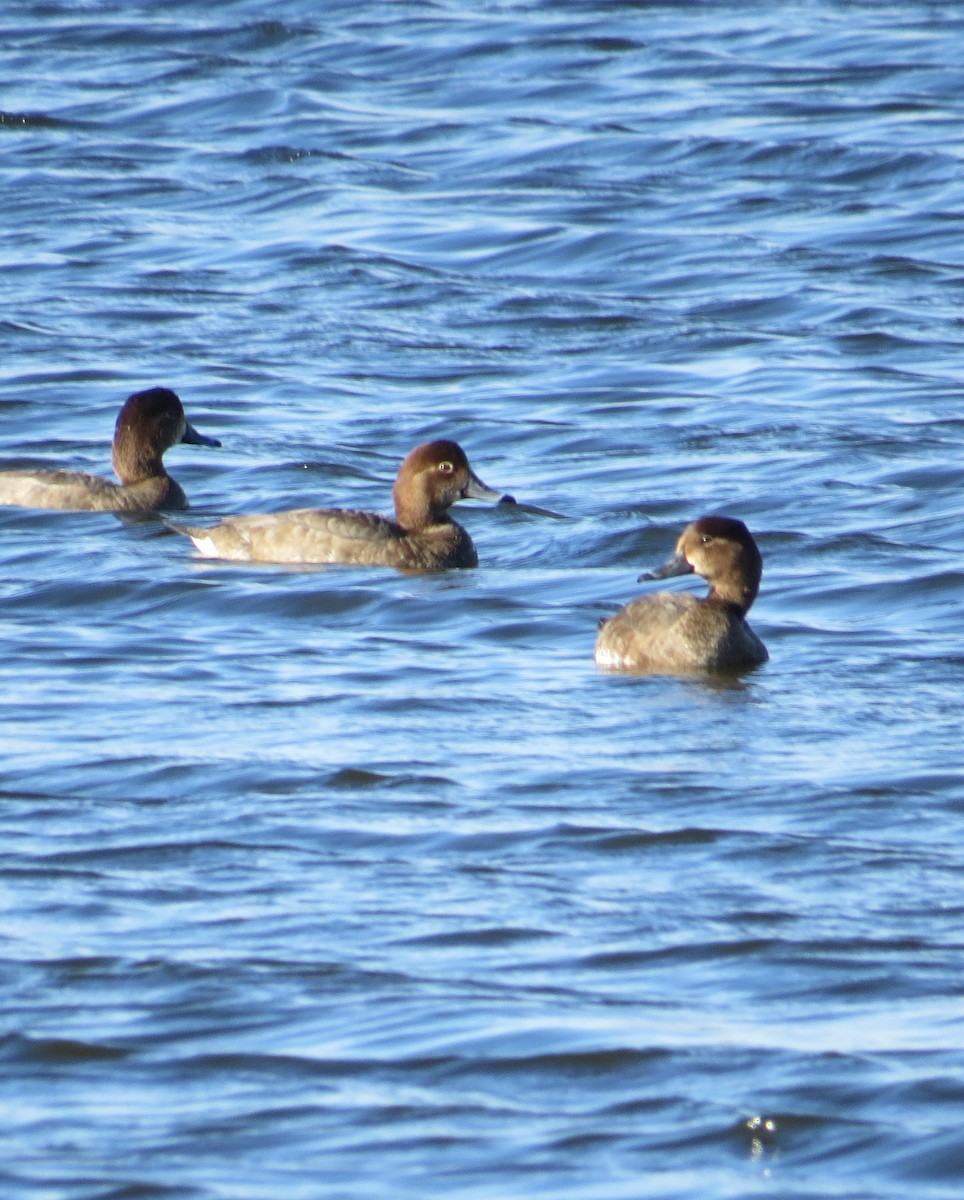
[
  {"xmin": 641, "ymin": 515, "xmax": 763, "ymax": 614},
  {"xmin": 392, "ymin": 439, "xmax": 505, "ymax": 529},
  {"xmin": 112, "ymin": 387, "xmax": 220, "ymax": 483}
]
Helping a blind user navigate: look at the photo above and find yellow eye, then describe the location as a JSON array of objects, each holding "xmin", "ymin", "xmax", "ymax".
[{"xmin": 438, "ymin": 461, "xmax": 454, "ymax": 474}]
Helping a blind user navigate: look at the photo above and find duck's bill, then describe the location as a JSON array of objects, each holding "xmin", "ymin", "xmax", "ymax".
[
  {"xmin": 463, "ymin": 470, "xmax": 510, "ymax": 504},
  {"xmin": 639, "ymin": 552, "xmax": 693, "ymax": 582},
  {"xmin": 182, "ymin": 421, "xmax": 221, "ymax": 448},
  {"xmin": 462, "ymin": 476, "xmax": 564, "ymax": 517}
]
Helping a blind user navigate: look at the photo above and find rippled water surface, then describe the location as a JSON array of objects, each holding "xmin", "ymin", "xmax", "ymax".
[{"xmin": 2, "ymin": 2, "xmax": 964, "ymax": 1197}]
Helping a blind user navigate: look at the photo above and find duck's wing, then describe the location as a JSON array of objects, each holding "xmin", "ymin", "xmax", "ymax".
[
  {"xmin": 595, "ymin": 592, "xmax": 704, "ymax": 672},
  {"xmin": 176, "ymin": 507, "xmax": 405, "ymax": 564},
  {"xmin": 0, "ymin": 468, "xmax": 121, "ymax": 511}
]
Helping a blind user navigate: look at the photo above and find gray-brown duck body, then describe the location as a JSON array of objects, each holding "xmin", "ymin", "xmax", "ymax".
[{"xmin": 595, "ymin": 515, "xmax": 768, "ymax": 675}]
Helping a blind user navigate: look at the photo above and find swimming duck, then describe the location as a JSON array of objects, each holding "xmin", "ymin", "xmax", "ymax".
[
  {"xmin": 0, "ymin": 387, "xmax": 220, "ymax": 512},
  {"xmin": 175, "ymin": 439, "xmax": 510, "ymax": 570},
  {"xmin": 595, "ymin": 515, "xmax": 768, "ymax": 674}
]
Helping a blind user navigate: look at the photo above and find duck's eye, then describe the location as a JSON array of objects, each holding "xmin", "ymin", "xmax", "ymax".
[
  {"xmin": 437, "ymin": 461, "xmax": 454, "ymax": 474},
  {"xmin": 701, "ymin": 534, "xmax": 714, "ymax": 545}
]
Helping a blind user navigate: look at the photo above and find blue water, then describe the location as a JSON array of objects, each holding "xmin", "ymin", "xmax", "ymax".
[{"xmin": 2, "ymin": 2, "xmax": 964, "ymax": 1197}]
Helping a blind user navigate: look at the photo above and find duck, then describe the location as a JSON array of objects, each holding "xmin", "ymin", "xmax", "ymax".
[
  {"xmin": 174, "ymin": 439, "xmax": 511, "ymax": 570},
  {"xmin": 0, "ymin": 387, "xmax": 220, "ymax": 512},
  {"xmin": 595, "ymin": 515, "xmax": 768, "ymax": 675}
]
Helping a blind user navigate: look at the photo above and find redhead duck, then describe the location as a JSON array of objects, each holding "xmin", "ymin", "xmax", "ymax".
[
  {"xmin": 0, "ymin": 387, "xmax": 220, "ymax": 512},
  {"xmin": 595, "ymin": 515, "xmax": 768, "ymax": 675},
  {"xmin": 175, "ymin": 439, "xmax": 511, "ymax": 570}
]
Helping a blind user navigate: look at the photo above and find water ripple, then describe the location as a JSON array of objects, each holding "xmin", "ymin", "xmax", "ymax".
[{"xmin": 2, "ymin": 2, "xmax": 964, "ymax": 1197}]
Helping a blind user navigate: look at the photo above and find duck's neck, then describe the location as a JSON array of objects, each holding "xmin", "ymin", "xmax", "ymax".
[
  {"xmin": 393, "ymin": 487, "xmax": 450, "ymax": 532},
  {"xmin": 707, "ymin": 579, "xmax": 757, "ymax": 618},
  {"xmin": 112, "ymin": 440, "xmax": 166, "ymax": 485}
]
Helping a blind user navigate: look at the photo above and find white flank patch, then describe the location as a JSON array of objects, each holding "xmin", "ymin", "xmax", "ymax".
[{"xmin": 190, "ymin": 534, "xmax": 219, "ymax": 558}]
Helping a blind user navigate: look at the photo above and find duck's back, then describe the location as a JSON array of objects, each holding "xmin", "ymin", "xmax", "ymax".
[
  {"xmin": 595, "ymin": 592, "xmax": 767, "ymax": 674},
  {"xmin": 0, "ymin": 468, "xmax": 183, "ymax": 512},
  {"xmin": 183, "ymin": 507, "xmax": 478, "ymax": 570}
]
